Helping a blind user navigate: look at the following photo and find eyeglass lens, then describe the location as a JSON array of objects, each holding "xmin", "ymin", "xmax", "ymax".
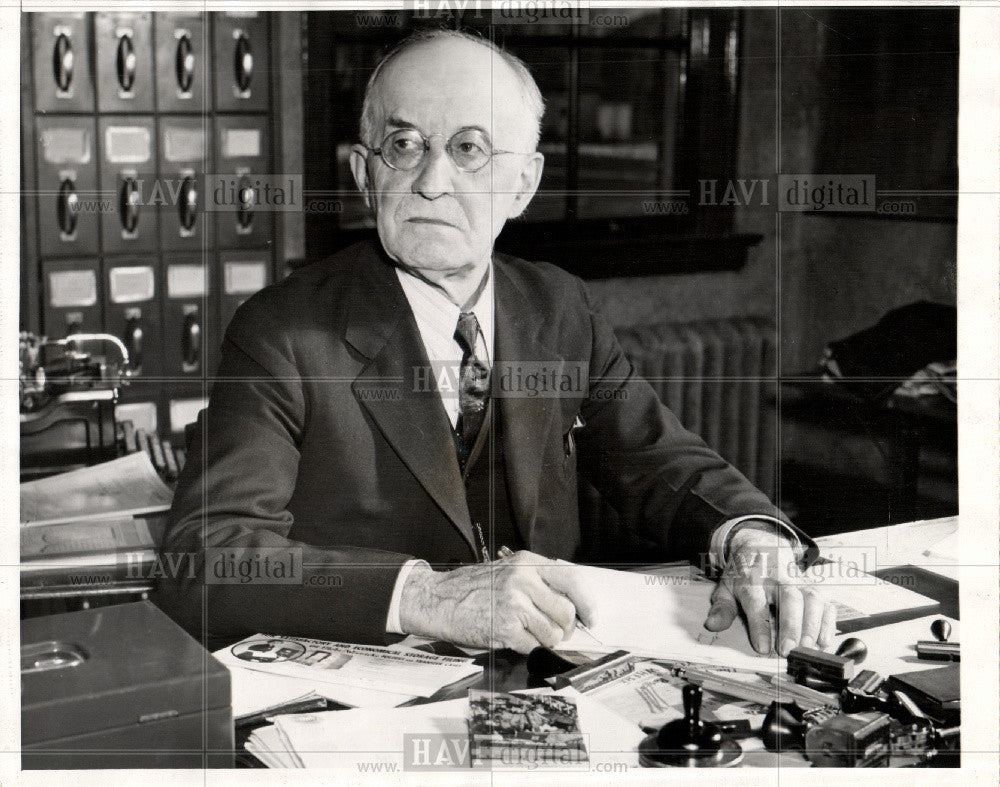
[{"xmin": 381, "ymin": 128, "xmax": 493, "ymax": 171}]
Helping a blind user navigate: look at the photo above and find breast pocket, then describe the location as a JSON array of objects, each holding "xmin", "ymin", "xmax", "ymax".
[{"xmin": 560, "ymin": 412, "xmax": 585, "ymax": 473}]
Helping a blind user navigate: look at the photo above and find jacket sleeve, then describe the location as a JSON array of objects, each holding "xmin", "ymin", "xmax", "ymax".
[
  {"xmin": 572, "ymin": 280, "xmax": 815, "ymax": 569},
  {"xmin": 156, "ymin": 300, "xmax": 412, "ymax": 645}
]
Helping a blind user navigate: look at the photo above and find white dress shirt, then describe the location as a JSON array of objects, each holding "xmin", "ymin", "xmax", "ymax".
[
  {"xmin": 383, "ymin": 262, "xmax": 797, "ymax": 635},
  {"xmin": 394, "ymin": 264, "xmax": 494, "ymax": 429}
]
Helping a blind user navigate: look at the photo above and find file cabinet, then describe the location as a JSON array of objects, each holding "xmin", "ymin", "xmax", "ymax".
[{"xmin": 22, "ymin": 11, "xmax": 301, "ymax": 443}]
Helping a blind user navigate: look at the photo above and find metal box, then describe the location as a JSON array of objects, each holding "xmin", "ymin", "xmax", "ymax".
[{"xmin": 22, "ymin": 600, "xmax": 233, "ymax": 768}]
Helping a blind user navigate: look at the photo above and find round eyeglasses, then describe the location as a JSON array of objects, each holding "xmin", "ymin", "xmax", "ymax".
[{"xmin": 364, "ymin": 128, "xmax": 525, "ymax": 173}]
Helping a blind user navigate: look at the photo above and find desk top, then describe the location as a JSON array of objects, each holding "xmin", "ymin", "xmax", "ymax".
[
  {"xmin": 236, "ymin": 518, "xmax": 961, "ymax": 769},
  {"xmin": 816, "ymin": 517, "xmax": 959, "ymax": 615}
]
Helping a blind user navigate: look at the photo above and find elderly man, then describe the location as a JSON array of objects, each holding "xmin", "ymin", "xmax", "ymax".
[{"xmin": 161, "ymin": 29, "xmax": 835, "ymax": 656}]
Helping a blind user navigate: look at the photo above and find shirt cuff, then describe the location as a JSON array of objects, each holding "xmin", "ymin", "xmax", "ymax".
[
  {"xmin": 708, "ymin": 515, "xmax": 802, "ymax": 573},
  {"xmin": 385, "ymin": 558, "xmax": 431, "ymax": 635}
]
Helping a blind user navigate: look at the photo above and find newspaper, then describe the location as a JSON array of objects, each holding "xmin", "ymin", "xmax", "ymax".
[
  {"xmin": 216, "ymin": 634, "xmax": 483, "ymax": 698},
  {"xmin": 20, "ymin": 452, "xmax": 174, "ymax": 526}
]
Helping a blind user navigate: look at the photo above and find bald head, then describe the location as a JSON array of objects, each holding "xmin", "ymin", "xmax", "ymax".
[
  {"xmin": 359, "ymin": 29, "xmax": 545, "ymax": 150},
  {"xmin": 348, "ymin": 28, "xmax": 547, "ymax": 301}
]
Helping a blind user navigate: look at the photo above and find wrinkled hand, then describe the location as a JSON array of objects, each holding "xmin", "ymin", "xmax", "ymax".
[
  {"xmin": 398, "ymin": 551, "xmax": 595, "ymax": 654},
  {"xmin": 703, "ymin": 528, "xmax": 837, "ymax": 656}
]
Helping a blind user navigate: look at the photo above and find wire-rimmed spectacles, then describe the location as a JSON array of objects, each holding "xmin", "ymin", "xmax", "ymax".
[{"xmin": 364, "ymin": 128, "xmax": 526, "ymax": 173}]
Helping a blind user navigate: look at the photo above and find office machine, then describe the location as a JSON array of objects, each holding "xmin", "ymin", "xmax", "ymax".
[
  {"xmin": 20, "ymin": 331, "xmax": 187, "ymax": 484},
  {"xmin": 21, "ymin": 600, "xmax": 233, "ymax": 768},
  {"xmin": 19, "ymin": 331, "xmax": 131, "ymax": 478}
]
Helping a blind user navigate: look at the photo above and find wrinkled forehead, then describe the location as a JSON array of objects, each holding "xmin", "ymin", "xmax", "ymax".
[{"xmin": 372, "ymin": 38, "xmax": 535, "ymax": 146}]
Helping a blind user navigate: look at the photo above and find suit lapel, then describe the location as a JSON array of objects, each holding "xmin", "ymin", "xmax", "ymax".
[
  {"xmin": 493, "ymin": 263, "xmax": 564, "ymax": 546},
  {"xmin": 346, "ymin": 250, "xmax": 475, "ymax": 554}
]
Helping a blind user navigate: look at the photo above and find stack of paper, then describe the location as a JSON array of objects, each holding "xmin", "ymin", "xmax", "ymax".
[
  {"xmin": 215, "ymin": 634, "xmax": 483, "ymax": 715},
  {"xmin": 245, "ymin": 692, "xmax": 645, "ymax": 769},
  {"xmin": 224, "ymin": 663, "xmax": 349, "ymax": 721}
]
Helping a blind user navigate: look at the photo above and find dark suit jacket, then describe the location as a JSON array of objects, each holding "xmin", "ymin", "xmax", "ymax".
[{"xmin": 159, "ymin": 238, "xmax": 801, "ymax": 644}]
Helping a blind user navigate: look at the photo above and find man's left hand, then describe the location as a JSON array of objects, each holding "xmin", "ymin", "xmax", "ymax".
[{"xmin": 703, "ymin": 527, "xmax": 837, "ymax": 656}]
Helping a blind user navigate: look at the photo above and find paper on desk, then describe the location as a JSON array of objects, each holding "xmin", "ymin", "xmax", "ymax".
[
  {"xmin": 560, "ymin": 660, "xmax": 763, "ymax": 730},
  {"xmin": 815, "ymin": 517, "xmax": 958, "ymax": 574},
  {"xmin": 227, "ymin": 664, "xmax": 317, "ymax": 719},
  {"xmin": 20, "ymin": 452, "xmax": 174, "ymax": 526},
  {"xmin": 832, "ymin": 614, "xmax": 959, "ymax": 678},
  {"xmin": 258, "ymin": 693, "xmax": 644, "ymax": 769},
  {"xmin": 246, "ymin": 725, "xmax": 299, "ymax": 769},
  {"xmin": 220, "ymin": 659, "xmax": 418, "ymax": 718},
  {"xmin": 554, "ymin": 564, "xmax": 943, "ymax": 667},
  {"xmin": 216, "ymin": 634, "xmax": 481, "ymax": 698},
  {"xmin": 921, "ymin": 531, "xmax": 960, "ymax": 581},
  {"xmin": 553, "ymin": 565, "xmax": 782, "ymax": 670},
  {"xmin": 560, "ymin": 661, "xmax": 681, "ymax": 729},
  {"xmin": 21, "ymin": 515, "xmax": 155, "ymax": 559}
]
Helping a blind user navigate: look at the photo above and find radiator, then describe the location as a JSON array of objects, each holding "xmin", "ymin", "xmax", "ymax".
[{"xmin": 577, "ymin": 317, "xmax": 778, "ymax": 563}]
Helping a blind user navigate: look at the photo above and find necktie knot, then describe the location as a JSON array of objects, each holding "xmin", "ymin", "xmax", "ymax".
[{"xmin": 454, "ymin": 311, "xmax": 480, "ymax": 356}]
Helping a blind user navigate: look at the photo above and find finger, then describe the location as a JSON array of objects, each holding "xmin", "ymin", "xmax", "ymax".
[
  {"xmin": 704, "ymin": 579, "xmax": 740, "ymax": 632},
  {"xmin": 734, "ymin": 582, "xmax": 773, "ymax": 654},
  {"xmin": 515, "ymin": 596, "xmax": 564, "ymax": 650},
  {"xmin": 798, "ymin": 589, "xmax": 826, "ymax": 649},
  {"xmin": 520, "ymin": 572, "xmax": 578, "ymax": 639},
  {"xmin": 536, "ymin": 562, "xmax": 597, "ymax": 628},
  {"xmin": 817, "ymin": 601, "xmax": 839, "ymax": 648},
  {"xmin": 504, "ymin": 627, "xmax": 544, "ymax": 655},
  {"xmin": 776, "ymin": 585, "xmax": 804, "ymax": 656}
]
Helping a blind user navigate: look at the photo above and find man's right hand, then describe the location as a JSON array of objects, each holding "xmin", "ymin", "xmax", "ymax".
[{"xmin": 397, "ymin": 551, "xmax": 595, "ymax": 654}]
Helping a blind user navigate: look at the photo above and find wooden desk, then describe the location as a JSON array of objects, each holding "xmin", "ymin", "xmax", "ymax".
[{"xmin": 237, "ymin": 518, "xmax": 959, "ymax": 769}]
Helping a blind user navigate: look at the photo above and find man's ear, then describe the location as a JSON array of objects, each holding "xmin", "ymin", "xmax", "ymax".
[
  {"xmin": 506, "ymin": 151, "xmax": 545, "ymax": 220},
  {"xmin": 349, "ymin": 144, "xmax": 374, "ymax": 211}
]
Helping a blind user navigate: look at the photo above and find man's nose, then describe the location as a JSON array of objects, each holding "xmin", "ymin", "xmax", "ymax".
[{"xmin": 411, "ymin": 142, "xmax": 454, "ymax": 200}]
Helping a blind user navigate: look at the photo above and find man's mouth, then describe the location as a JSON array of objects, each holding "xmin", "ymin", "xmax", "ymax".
[{"xmin": 406, "ymin": 217, "xmax": 457, "ymax": 227}]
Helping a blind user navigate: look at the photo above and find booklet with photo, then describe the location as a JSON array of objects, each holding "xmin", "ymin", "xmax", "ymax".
[
  {"xmin": 468, "ymin": 690, "xmax": 588, "ymax": 766},
  {"xmin": 216, "ymin": 634, "xmax": 482, "ymax": 698}
]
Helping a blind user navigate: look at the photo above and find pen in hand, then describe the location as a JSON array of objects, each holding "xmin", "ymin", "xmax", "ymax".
[{"xmin": 495, "ymin": 545, "xmax": 596, "ymax": 642}]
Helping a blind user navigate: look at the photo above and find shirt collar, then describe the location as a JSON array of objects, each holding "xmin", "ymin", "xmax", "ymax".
[{"xmin": 394, "ymin": 263, "xmax": 494, "ymax": 362}]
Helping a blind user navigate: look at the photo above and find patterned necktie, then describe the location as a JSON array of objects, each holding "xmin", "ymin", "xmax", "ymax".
[{"xmin": 454, "ymin": 311, "xmax": 490, "ymax": 468}]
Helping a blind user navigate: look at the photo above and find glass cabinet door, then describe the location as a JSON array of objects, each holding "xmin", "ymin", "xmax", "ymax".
[{"xmin": 304, "ymin": 8, "xmax": 748, "ymax": 271}]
